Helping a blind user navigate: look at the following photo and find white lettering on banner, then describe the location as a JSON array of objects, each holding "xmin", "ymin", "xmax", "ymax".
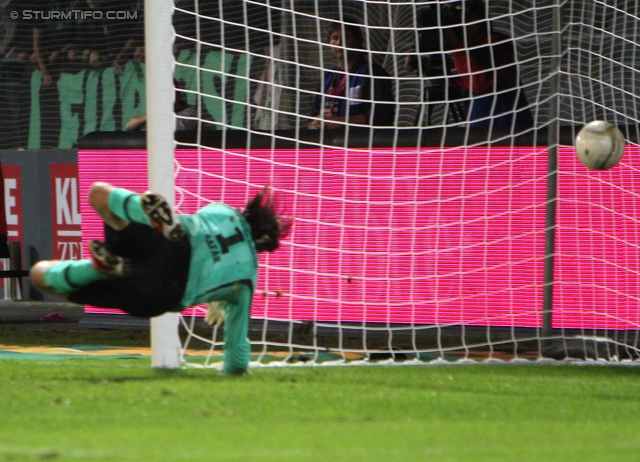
[
  {"xmin": 4, "ymin": 178, "xmax": 17, "ymax": 226},
  {"xmin": 57, "ymin": 230, "xmax": 82, "ymax": 237},
  {"xmin": 57, "ymin": 241, "xmax": 82, "ymax": 260},
  {"xmin": 56, "ymin": 177, "xmax": 81, "ymax": 226}
]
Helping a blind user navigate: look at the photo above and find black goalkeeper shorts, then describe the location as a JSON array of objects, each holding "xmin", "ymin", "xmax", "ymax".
[{"xmin": 68, "ymin": 223, "xmax": 191, "ymax": 317}]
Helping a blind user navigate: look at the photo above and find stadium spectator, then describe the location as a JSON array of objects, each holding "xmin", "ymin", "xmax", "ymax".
[
  {"xmin": 307, "ymin": 21, "xmax": 395, "ymax": 129},
  {"xmin": 2, "ymin": 1, "xmax": 34, "ymax": 62},
  {"xmin": 404, "ymin": 4, "xmax": 466, "ymax": 126},
  {"xmin": 110, "ymin": 0, "xmax": 144, "ymax": 73},
  {"xmin": 29, "ymin": 182, "xmax": 292, "ymax": 375},
  {"xmin": 0, "ymin": 5, "xmax": 14, "ymax": 58},
  {"xmin": 112, "ymin": 35, "xmax": 144, "ymax": 73},
  {"xmin": 23, "ymin": 0, "xmax": 145, "ymax": 72},
  {"xmin": 442, "ymin": 0, "xmax": 533, "ymax": 128},
  {"xmin": 2, "ymin": 0, "xmax": 59, "ymax": 87},
  {"xmin": 73, "ymin": 0, "xmax": 111, "ymax": 68},
  {"xmin": 27, "ymin": 0, "xmax": 81, "ymax": 88},
  {"xmin": 2, "ymin": 0, "xmax": 143, "ymax": 74}
]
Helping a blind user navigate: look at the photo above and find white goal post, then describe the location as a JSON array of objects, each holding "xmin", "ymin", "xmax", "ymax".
[
  {"xmin": 140, "ymin": 0, "xmax": 640, "ymax": 368},
  {"xmin": 145, "ymin": 0, "xmax": 180, "ymax": 368}
]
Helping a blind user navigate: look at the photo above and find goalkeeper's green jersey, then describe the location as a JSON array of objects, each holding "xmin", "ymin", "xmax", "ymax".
[
  {"xmin": 177, "ymin": 202, "xmax": 257, "ymax": 307},
  {"xmin": 177, "ymin": 203, "xmax": 257, "ymax": 375}
]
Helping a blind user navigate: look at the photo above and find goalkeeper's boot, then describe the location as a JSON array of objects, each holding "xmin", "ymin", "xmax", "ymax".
[
  {"xmin": 141, "ymin": 193, "xmax": 185, "ymax": 242},
  {"xmin": 89, "ymin": 240, "xmax": 131, "ymax": 276}
]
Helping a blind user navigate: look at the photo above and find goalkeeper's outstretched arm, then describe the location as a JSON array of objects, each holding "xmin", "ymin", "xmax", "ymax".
[{"xmin": 203, "ymin": 283, "xmax": 252, "ymax": 376}]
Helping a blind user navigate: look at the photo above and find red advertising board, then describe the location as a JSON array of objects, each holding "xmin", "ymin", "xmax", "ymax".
[{"xmin": 50, "ymin": 164, "xmax": 82, "ymax": 260}]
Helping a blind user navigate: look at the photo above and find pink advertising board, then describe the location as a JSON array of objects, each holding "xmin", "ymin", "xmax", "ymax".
[{"xmin": 78, "ymin": 146, "xmax": 640, "ymax": 330}]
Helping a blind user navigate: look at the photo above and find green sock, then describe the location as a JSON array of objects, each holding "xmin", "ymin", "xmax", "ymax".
[
  {"xmin": 44, "ymin": 260, "xmax": 107, "ymax": 294},
  {"xmin": 108, "ymin": 187, "xmax": 151, "ymax": 226}
]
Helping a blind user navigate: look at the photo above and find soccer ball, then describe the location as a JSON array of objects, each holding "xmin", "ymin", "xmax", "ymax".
[{"xmin": 574, "ymin": 120, "xmax": 625, "ymax": 170}]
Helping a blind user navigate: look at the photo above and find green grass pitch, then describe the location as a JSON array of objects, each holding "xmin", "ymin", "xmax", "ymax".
[{"xmin": 0, "ymin": 359, "xmax": 639, "ymax": 461}]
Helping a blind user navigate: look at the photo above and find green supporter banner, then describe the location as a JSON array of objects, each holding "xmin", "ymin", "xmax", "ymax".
[{"xmin": 28, "ymin": 50, "xmax": 250, "ymax": 149}]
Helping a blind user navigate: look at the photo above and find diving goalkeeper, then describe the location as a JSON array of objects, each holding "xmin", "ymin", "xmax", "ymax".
[{"xmin": 30, "ymin": 182, "xmax": 292, "ymax": 375}]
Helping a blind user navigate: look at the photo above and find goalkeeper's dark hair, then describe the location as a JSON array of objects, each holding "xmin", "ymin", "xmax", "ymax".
[{"xmin": 242, "ymin": 187, "xmax": 293, "ymax": 253}]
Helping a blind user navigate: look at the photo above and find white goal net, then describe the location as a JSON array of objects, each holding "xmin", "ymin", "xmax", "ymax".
[
  {"xmin": 173, "ymin": 0, "xmax": 640, "ymax": 366},
  {"xmin": 81, "ymin": 0, "xmax": 640, "ymax": 366}
]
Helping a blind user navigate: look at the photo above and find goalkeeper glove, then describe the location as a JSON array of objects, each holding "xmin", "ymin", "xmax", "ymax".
[{"xmin": 204, "ymin": 301, "xmax": 225, "ymax": 327}]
